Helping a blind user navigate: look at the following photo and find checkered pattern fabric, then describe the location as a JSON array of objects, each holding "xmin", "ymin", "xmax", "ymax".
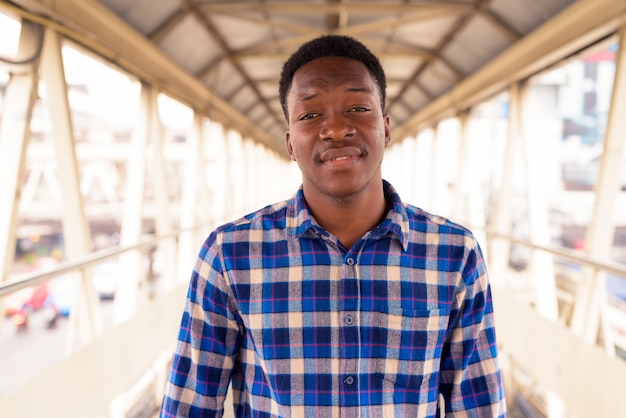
[{"xmin": 160, "ymin": 181, "xmax": 506, "ymax": 417}]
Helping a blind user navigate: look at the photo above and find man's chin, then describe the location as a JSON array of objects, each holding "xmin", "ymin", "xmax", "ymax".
[{"xmin": 322, "ymin": 184, "xmax": 366, "ymax": 205}]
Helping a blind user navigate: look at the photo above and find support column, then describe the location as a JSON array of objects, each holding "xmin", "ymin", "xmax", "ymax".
[
  {"xmin": 39, "ymin": 27, "xmax": 102, "ymax": 348},
  {"xmin": 114, "ymin": 82, "xmax": 151, "ymax": 324},
  {"xmin": 400, "ymin": 137, "xmax": 416, "ymax": 203},
  {"xmin": 488, "ymin": 83, "xmax": 523, "ymax": 286},
  {"xmin": 572, "ymin": 30, "xmax": 626, "ymax": 356},
  {"xmin": 150, "ymin": 91, "xmax": 176, "ymax": 292},
  {"xmin": 452, "ymin": 111, "xmax": 472, "ymax": 224},
  {"xmin": 0, "ymin": 20, "xmax": 40, "ymax": 344},
  {"xmin": 208, "ymin": 122, "xmax": 227, "ymax": 225},
  {"xmin": 429, "ymin": 125, "xmax": 440, "ymax": 213},
  {"xmin": 523, "ymin": 85, "xmax": 559, "ymax": 321},
  {"xmin": 0, "ymin": 20, "xmax": 39, "ymax": 283},
  {"xmin": 177, "ymin": 113, "xmax": 204, "ymax": 281},
  {"xmin": 226, "ymin": 130, "xmax": 245, "ymax": 217},
  {"xmin": 413, "ymin": 130, "xmax": 431, "ymax": 207},
  {"xmin": 242, "ymin": 138, "xmax": 257, "ymax": 211}
]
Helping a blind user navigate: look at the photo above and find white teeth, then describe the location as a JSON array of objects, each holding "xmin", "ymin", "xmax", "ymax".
[{"xmin": 332, "ymin": 156, "xmax": 350, "ymax": 161}]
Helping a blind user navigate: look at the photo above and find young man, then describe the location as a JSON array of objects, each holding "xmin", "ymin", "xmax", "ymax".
[{"xmin": 161, "ymin": 35, "xmax": 506, "ymax": 417}]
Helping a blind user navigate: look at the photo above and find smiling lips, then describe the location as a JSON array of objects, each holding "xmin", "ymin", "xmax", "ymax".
[{"xmin": 319, "ymin": 146, "xmax": 362, "ymax": 164}]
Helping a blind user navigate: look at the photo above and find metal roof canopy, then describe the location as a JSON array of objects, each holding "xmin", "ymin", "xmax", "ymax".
[{"xmin": 5, "ymin": 0, "xmax": 626, "ymax": 158}]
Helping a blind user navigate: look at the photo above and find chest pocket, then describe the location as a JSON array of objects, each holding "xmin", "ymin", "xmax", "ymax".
[{"xmin": 375, "ymin": 307, "xmax": 446, "ymax": 389}]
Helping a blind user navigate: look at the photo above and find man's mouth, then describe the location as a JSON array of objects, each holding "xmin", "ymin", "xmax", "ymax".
[{"xmin": 319, "ymin": 146, "xmax": 362, "ymax": 163}]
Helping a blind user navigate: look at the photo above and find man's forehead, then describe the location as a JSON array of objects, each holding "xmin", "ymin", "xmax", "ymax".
[{"xmin": 290, "ymin": 58, "xmax": 377, "ymax": 95}]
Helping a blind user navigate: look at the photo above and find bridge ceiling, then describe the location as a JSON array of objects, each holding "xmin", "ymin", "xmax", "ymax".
[{"xmin": 7, "ymin": 0, "xmax": 576, "ymax": 155}]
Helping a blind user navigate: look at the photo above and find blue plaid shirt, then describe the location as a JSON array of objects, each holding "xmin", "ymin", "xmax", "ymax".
[{"xmin": 161, "ymin": 181, "xmax": 506, "ymax": 417}]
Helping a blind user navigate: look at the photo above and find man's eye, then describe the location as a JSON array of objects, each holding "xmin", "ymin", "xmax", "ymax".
[
  {"xmin": 349, "ymin": 107, "xmax": 368, "ymax": 112},
  {"xmin": 299, "ymin": 113, "xmax": 319, "ymax": 120}
]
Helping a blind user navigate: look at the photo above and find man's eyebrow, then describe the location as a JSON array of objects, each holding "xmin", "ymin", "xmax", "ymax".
[
  {"xmin": 346, "ymin": 87, "xmax": 373, "ymax": 94},
  {"xmin": 294, "ymin": 86, "xmax": 373, "ymax": 103},
  {"xmin": 296, "ymin": 92, "xmax": 318, "ymax": 103}
]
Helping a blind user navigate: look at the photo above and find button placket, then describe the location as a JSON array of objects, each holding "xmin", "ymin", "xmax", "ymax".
[{"xmin": 339, "ymin": 252, "xmax": 359, "ymax": 408}]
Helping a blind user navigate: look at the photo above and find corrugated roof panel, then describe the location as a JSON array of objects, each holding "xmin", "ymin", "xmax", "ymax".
[
  {"xmin": 442, "ymin": 14, "xmax": 511, "ymax": 75},
  {"xmin": 101, "ymin": 0, "xmax": 180, "ymax": 36},
  {"xmin": 158, "ymin": 14, "xmax": 220, "ymax": 74},
  {"xmin": 239, "ymin": 57, "xmax": 284, "ymax": 82},
  {"xmin": 381, "ymin": 56, "xmax": 424, "ymax": 80},
  {"xmin": 209, "ymin": 60, "xmax": 246, "ymax": 98},
  {"xmin": 490, "ymin": 0, "xmax": 575, "ymax": 35},
  {"xmin": 420, "ymin": 60, "xmax": 460, "ymax": 97},
  {"xmin": 270, "ymin": 12, "xmax": 328, "ymax": 29},
  {"xmin": 394, "ymin": 14, "xmax": 461, "ymax": 50},
  {"xmin": 247, "ymin": 102, "xmax": 268, "ymax": 123},
  {"xmin": 388, "ymin": 105, "xmax": 413, "ymax": 130},
  {"xmin": 230, "ymin": 85, "xmax": 260, "ymax": 111},
  {"xmin": 256, "ymin": 81, "xmax": 279, "ymax": 100},
  {"xmin": 400, "ymin": 84, "xmax": 431, "ymax": 112},
  {"xmin": 210, "ymin": 14, "xmax": 275, "ymax": 51}
]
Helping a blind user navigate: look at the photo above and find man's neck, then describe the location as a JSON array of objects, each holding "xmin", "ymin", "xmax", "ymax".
[{"xmin": 304, "ymin": 184, "xmax": 388, "ymax": 249}]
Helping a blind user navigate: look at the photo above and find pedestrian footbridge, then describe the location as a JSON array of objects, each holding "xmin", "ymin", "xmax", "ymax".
[{"xmin": 1, "ymin": 1, "xmax": 626, "ymax": 417}]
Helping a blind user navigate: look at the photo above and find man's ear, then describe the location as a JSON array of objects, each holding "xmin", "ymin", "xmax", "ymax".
[
  {"xmin": 285, "ymin": 131, "xmax": 296, "ymax": 161},
  {"xmin": 384, "ymin": 114, "xmax": 391, "ymax": 148}
]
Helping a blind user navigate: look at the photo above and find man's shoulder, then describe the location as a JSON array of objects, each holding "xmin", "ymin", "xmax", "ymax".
[
  {"xmin": 215, "ymin": 198, "xmax": 291, "ymax": 235},
  {"xmin": 403, "ymin": 203, "xmax": 476, "ymax": 239}
]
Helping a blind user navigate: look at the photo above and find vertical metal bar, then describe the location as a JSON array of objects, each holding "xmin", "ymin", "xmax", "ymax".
[
  {"xmin": 452, "ymin": 111, "xmax": 471, "ymax": 223},
  {"xmin": 413, "ymin": 131, "xmax": 430, "ymax": 207},
  {"xmin": 194, "ymin": 118, "xmax": 211, "ymax": 243},
  {"xmin": 226, "ymin": 130, "xmax": 245, "ymax": 216},
  {"xmin": 114, "ymin": 82, "xmax": 151, "ymax": 324},
  {"xmin": 0, "ymin": 20, "xmax": 39, "ymax": 283},
  {"xmin": 39, "ymin": 27, "xmax": 102, "ymax": 348},
  {"xmin": 0, "ymin": 20, "xmax": 40, "ymax": 345},
  {"xmin": 150, "ymin": 91, "xmax": 176, "ymax": 291},
  {"xmin": 488, "ymin": 83, "xmax": 521, "ymax": 284},
  {"xmin": 522, "ymin": 84, "xmax": 559, "ymax": 321},
  {"xmin": 572, "ymin": 30, "xmax": 626, "ymax": 355},
  {"xmin": 208, "ymin": 121, "xmax": 228, "ymax": 225},
  {"xmin": 429, "ymin": 125, "xmax": 440, "ymax": 212},
  {"xmin": 242, "ymin": 138, "xmax": 257, "ymax": 211},
  {"xmin": 400, "ymin": 137, "xmax": 416, "ymax": 203},
  {"xmin": 176, "ymin": 113, "xmax": 203, "ymax": 281}
]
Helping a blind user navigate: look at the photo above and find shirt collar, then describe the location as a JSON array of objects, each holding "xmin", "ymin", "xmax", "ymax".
[{"xmin": 286, "ymin": 180, "xmax": 409, "ymax": 251}]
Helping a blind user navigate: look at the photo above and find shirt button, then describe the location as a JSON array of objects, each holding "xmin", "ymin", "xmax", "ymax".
[
  {"xmin": 346, "ymin": 257, "xmax": 355, "ymax": 265},
  {"xmin": 344, "ymin": 376, "xmax": 355, "ymax": 385},
  {"xmin": 344, "ymin": 315, "xmax": 354, "ymax": 325}
]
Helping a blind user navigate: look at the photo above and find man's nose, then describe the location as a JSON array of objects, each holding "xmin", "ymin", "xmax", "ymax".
[{"xmin": 319, "ymin": 112, "xmax": 355, "ymax": 141}]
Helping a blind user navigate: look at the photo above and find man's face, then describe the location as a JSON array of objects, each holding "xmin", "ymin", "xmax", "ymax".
[{"xmin": 285, "ymin": 56, "xmax": 391, "ymax": 204}]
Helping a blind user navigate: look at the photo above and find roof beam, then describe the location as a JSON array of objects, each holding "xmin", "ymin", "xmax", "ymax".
[
  {"xmin": 198, "ymin": 1, "xmax": 472, "ymax": 15},
  {"xmin": 478, "ymin": 8, "xmax": 522, "ymax": 43},
  {"xmin": 148, "ymin": 6, "xmax": 191, "ymax": 44}
]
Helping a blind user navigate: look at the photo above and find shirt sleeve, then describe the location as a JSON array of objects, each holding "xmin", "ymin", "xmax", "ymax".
[
  {"xmin": 160, "ymin": 232, "xmax": 242, "ymax": 417},
  {"xmin": 439, "ymin": 237, "xmax": 507, "ymax": 417}
]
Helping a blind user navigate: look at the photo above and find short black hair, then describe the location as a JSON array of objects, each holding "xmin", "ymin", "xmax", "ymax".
[{"xmin": 278, "ymin": 35, "xmax": 386, "ymax": 121}]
